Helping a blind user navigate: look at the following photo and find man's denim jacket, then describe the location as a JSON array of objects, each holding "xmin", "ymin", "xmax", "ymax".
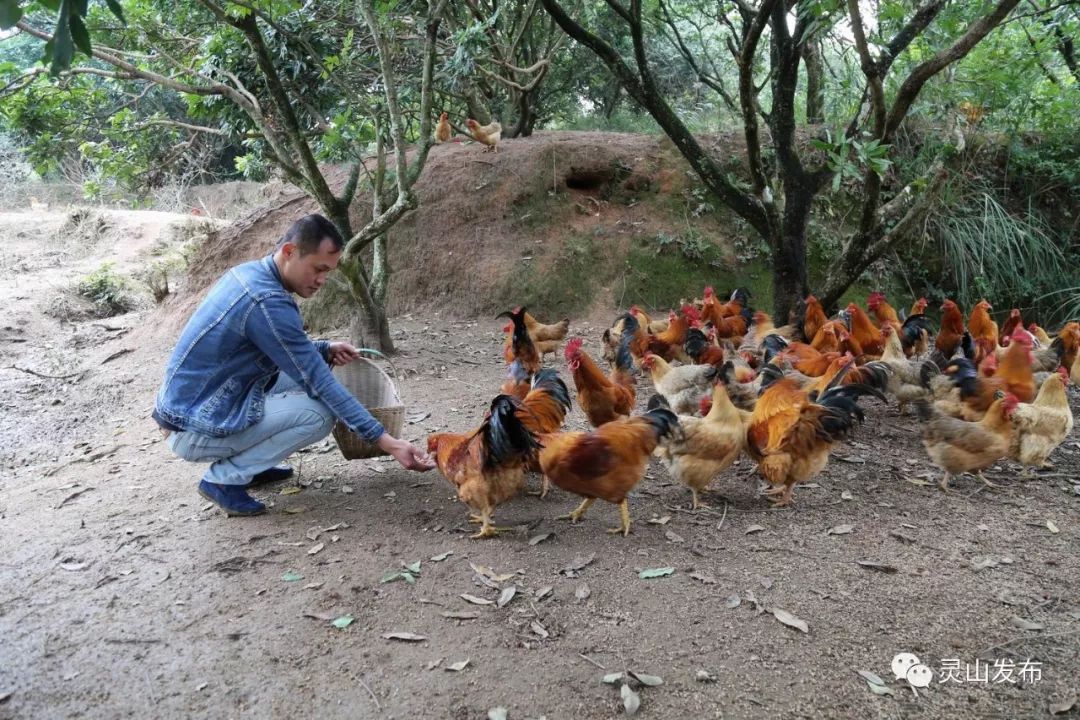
[{"xmin": 153, "ymin": 255, "xmax": 385, "ymax": 441}]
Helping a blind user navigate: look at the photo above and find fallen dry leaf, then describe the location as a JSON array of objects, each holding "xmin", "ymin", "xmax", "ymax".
[
  {"xmin": 621, "ymin": 683, "xmax": 640, "ymax": 715},
  {"xmin": 528, "ymin": 532, "xmax": 552, "ymax": 546},
  {"xmin": 826, "ymin": 524, "xmax": 854, "ymax": 536},
  {"xmin": 382, "ymin": 632, "xmax": 427, "ymax": 642},
  {"xmin": 857, "ymin": 670, "xmax": 887, "ymax": 686},
  {"xmin": 307, "ymin": 542, "xmax": 324, "ymax": 556},
  {"xmin": 628, "ymin": 671, "xmax": 663, "ymax": 687},
  {"xmin": 497, "ymin": 586, "xmax": 517, "ymax": 608},
  {"xmin": 461, "ymin": 593, "xmax": 494, "ymax": 606},
  {"xmin": 771, "ymin": 607, "xmax": 809, "ymax": 633},
  {"xmin": 1010, "ymin": 616, "xmax": 1044, "ymax": 631},
  {"xmin": 560, "ymin": 553, "xmax": 596, "ymax": 576},
  {"xmin": 1049, "ymin": 696, "xmax": 1077, "ymax": 715},
  {"xmin": 470, "ymin": 563, "xmax": 515, "ymax": 583},
  {"xmin": 745, "ymin": 524, "xmax": 765, "ymax": 535}
]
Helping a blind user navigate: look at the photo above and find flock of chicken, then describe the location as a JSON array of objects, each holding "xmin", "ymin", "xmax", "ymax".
[
  {"xmin": 426, "ymin": 290, "xmax": 1078, "ymax": 539},
  {"xmin": 433, "ymin": 112, "xmax": 501, "ymax": 152}
]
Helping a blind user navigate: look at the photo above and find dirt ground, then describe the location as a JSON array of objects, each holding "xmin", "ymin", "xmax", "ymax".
[{"xmin": 1, "ymin": 209, "xmax": 1079, "ymax": 720}]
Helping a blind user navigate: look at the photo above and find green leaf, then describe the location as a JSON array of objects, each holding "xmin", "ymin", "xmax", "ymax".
[
  {"xmin": 331, "ymin": 614, "xmax": 354, "ymax": 629},
  {"xmin": 281, "ymin": 570, "xmax": 303, "ymax": 582},
  {"xmin": 638, "ymin": 567, "xmax": 675, "ymax": 579},
  {"xmin": 0, "ymin": 1, "xmax": 23, "ymax": 30},
  {"xmin": 39, "ymin": 0, "xmax": 61, "ymax": 10},
  {"xmin": 405, "ymin": 561, "xmax": 421, "ymax": 575},
  {"xmin": 70, "ymin": 5, "xmax": 94, "ymax": 54},
  {"xmin": 51, "ymin": 0, "xmax": 74, "ymax": 75},
  {"xmin": 104, "ymin": 0, "xmax": 126, "ymax": 23}
]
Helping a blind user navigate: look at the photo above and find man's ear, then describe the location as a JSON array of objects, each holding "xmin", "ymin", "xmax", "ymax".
[{"xmin": 279, "ymin": 242, "xmax": 296, "ymax": 260}]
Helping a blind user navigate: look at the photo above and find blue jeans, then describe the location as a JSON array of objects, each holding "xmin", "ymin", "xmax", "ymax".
[{"xmin": 166, "ymin": 374, "xmax": 336, "ymax": 486}]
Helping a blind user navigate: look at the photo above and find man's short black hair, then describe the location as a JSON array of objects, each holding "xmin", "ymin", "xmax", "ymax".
[{"xmin": 279, "ymin": 214, "xmax": 345, "ymax": 255}]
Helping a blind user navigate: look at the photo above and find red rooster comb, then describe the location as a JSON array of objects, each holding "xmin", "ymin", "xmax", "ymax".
[
  {"xmin": 1010, "ymin": 325, "xmax": 1033, "ymax": 346},
  {"xmin": 564, "ymin": 337, "xmax": 584, "ymax": 362},
  {"xmin": 1002, "ymin": 393, "xmax": 1020, "ymax": 413},
  {"xmin": 703, "ymin": 286, "xmax": 715, "ymax": 298}
]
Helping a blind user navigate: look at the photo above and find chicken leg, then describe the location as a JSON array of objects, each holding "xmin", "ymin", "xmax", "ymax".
[
  {"xmin": 767, "ymin": 483, "xmax": 796, "ymax": 507},
  {"xmin": 467, "ymin": 511, "xmax": 512, "ymax": 538},
  {"xmin": 604, "ymin": 499, "xmax": 632, "ymax": 536},
  {"xmin": 690, "ymin": 488, "xmax": 711, "ymax": 511},
  {"xmin": 469, "ymin": 509, "xmax": 509, "ymax": 539},
  {"xmin": 976, "ymin": 471, "xmax": 1001, "ymax": 488},
  {"xmin": 938, "ymin": 472, "xmax": 953, "ymax": 493},
  {"xmin": 526, "ymin": 477, "xmax": 552, "ymax": 499},
  {"xmin": 558, "ymin": 498, "xmax": 594, "ymax": 523}
]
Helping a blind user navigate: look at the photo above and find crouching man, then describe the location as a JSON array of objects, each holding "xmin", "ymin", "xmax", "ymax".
[{"xmin": 153, "ymin": 214, "xmax": 433, "ymax": 516}]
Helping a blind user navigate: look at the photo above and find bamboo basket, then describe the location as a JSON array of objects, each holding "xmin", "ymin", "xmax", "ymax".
[{"xmin": 331, "ymin": 350, "xmax": 405, "ymax": 459}]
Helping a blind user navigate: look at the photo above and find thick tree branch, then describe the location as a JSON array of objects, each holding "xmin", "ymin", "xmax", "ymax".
[
  {"xmin": 844, "ymin": 0, "xmax": 947, "ymax": 138},
  {"xmin": 540, "ymin": 0, "xmax": 769, "ymax": 235},
  {"xmin": 15, "ymin": 21, "xmax": 251, "ymax": 106},
  {"xmin": 819, "ymin": 158, "xmax": 951, "ymax": 309},
  {"xmin": 739, "ymin": 0, "xmax": 777, "ymax": 197},
  {"xmin": 884, "ymin": 0, "xmax": 1022, "ymax": 141}
]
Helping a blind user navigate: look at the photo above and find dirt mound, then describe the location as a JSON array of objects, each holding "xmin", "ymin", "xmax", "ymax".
[{"xmin": 169, "ymin": 131, "xmax": 750, "ymax": 332}]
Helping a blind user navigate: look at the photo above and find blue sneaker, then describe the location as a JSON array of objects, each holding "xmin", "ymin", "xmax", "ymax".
[
  {"xmin": 248, "ymin": 464, "xmax": 295, "ymax": 487},
  {"xmin": 198, "ymin": 479, "xmax": 266, "ymax": 517}
]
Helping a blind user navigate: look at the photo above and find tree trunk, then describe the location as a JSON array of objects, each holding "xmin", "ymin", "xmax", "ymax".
[
  {"xmin": 371, "ymin": 231, "xmax": 390, "ymax": 304},
  {"xmin": 507, "ymin": 89, "xmax": 537, "ymax": 138},
  {"xmin": 349, "ymin": 302, "xmax": 394, "ymax": 352},
  {"xmin": 770, "ymin": 188, "xmax": 813, "ymax": 323},
  {"xmin": 340, "ymin": 257, "xmax": 396, "ymax": 353},
  {"xmin": 464, "ymin": 85, "xmax": 492, "ymax": 124},
  {"xmin": 803, "ymin": 40, "xmax": 825, "ymax": 124}
]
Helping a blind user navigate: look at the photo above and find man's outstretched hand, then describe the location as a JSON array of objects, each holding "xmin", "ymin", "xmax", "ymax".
[{"xmin": 377, "ymin": 433, "xmax": 436, "ymax": 472}]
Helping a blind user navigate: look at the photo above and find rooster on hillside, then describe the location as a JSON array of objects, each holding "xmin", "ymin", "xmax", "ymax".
[{"xmin": 466, "ymin": 119, "xmax": 501, "ymax": 152}]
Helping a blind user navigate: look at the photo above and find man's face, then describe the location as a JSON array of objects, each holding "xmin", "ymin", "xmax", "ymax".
[{"xmin": 279, "ymin": 238, "xmax": 341, "ymax": 298}]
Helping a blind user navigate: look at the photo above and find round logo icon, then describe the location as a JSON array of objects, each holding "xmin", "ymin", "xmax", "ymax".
[
  {"xmin": 906, "ymin": 664, "xmax": 933, "ymax": 688},
  {"xmin": 891, "ymin": 653, "xmax": 921, "ymax": 681}
]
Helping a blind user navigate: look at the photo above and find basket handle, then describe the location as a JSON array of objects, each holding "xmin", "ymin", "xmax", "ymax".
[{"xmin": 354, "ymin": 347, "xmax": 404, "ymax": 398}]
